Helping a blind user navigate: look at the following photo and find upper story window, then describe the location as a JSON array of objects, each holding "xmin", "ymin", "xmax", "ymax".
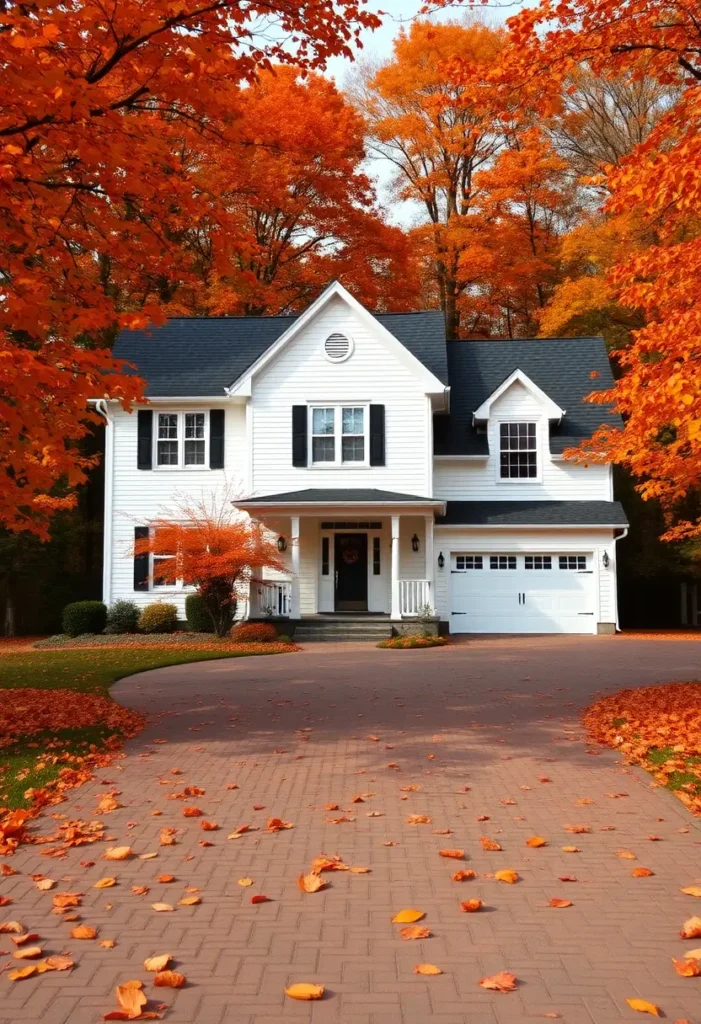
[
  {"xmin": 499, "ymin": 422, "xmax": 537, "ymax": 479},
  {"xmin": 156, "ymin": 412, "xmax": 208, "ymax": 469},
  {"xmin": 310, "ymin": 405, "xmax": 367, "ymax": 466}
]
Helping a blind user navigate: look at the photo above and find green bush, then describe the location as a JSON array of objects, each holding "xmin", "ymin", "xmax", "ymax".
[
  {"xmin": 62, "ymin": 600, "xmax": 107, "ymax": 637},
  {"xmin": 105, "ymin": 600, "xmax": 141, "ymax": 634},
  {"xmin": 184, "ymin": 594, "xmax": 214, "ymax": 633},
  {"xmin": 138, "ymin": 602, "xmax": 178, "ymax": 634}
]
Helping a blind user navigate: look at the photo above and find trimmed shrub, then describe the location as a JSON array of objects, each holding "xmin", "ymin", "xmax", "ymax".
[
  {"xmin": 138, "ymin": 602, "xmax": 178, "ymax": 634},
  {"xmin": 377, "ymin": 635, "xmax": 448, "ymax": 650},
  {"xmin": 185, "ymin": 594, "xmax": 215, "ymax": 633},
  {"xmin": 105, "ymin": 600, "xmax": 141, "ymax": 635},
  {"xmin": 230, "ymin": 621, "xmax": 279, "ymax": 643},
  {"xmin": 62, "ymin": 600, "xmax": 107, "ymax": 637}
]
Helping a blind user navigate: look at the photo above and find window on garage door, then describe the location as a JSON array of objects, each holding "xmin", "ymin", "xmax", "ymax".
[
  {"xmin": 489, "ymin": 555, "xmax": 517, "ymax": 570},
  {"xmin": 524, "ymin": 555, "xmax": 552, "ymax": 570},
  {"xmin": 559, "ymin": 555, "xmax": 587, "ymax": 570},
  {"xmin": 455, "ymin": 555, "xmax": 483, "ymax": 570}
]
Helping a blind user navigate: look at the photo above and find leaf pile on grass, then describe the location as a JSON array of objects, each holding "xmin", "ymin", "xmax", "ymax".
[
  {"xmin": 34, "ymin": 634, "xmax": 299, "ymax": 652},
  {"xmin": 377, "ymin": 636, "xmax": 448, "ymax": 650},
  {"xmin": 0, "ymin": 688, "xmax": 143, "ymax": 750},
  {"xmin": 583, "ymin": 682, "xmax": 701, "ymax": 815}
]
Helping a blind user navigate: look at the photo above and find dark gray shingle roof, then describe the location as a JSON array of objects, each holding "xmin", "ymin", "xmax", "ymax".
[
  {"xmin": 437, "ymin": 500, "xmax": 628, "ymax": 527},
  {"xmin": 113, "ymin": 310, "xmax": 448, "ymax": 396},
  {"xmin": 237, "ymin": 489, "xmax": 439, "ymax": 504},
  {"xmin": 434, "ymin": 337, "xmax": 620, "ymax": 455}
]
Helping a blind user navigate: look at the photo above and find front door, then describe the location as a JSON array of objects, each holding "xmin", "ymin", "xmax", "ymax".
[{"xmin": 335, "ymin": 533, "xmax": 368, "ymax": 611}]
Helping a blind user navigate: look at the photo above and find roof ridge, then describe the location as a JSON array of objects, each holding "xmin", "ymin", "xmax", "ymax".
[{"xmin": 454, "ymin": 335, "xmax": 604, "ymax": 344}]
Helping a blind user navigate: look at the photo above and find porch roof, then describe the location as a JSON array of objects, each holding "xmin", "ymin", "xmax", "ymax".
[
  {"xmin": 237, "ymin": 488, "xmax": 445, "ymax": 511},
  {"xmin": 436, "ymin": 499, "xmax": 628, "ymax": 527}
]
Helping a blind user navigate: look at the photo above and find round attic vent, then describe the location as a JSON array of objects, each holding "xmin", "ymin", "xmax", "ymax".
[{"xmin": 324, "ymin": 332, "xmax": 352, "ymax": 362}]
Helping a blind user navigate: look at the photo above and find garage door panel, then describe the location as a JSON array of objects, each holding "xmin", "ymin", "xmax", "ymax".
[{"xmin": 450, "ymin": 552, "xmax": 595, "ymax": 635}]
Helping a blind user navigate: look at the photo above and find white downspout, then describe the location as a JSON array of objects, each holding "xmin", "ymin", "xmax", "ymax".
[
  {"xmin": 613, "ymin": 527, "xmax": 629, "ymax": 632},
  {"xmin": 95, "ymin": 400, "xmax": 114, "ymax": 607}
]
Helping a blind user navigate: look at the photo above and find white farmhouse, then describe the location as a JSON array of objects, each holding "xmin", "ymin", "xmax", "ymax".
[{"xmin": 100, "ymin": 281, "xmax": 628, "ymax": 639}]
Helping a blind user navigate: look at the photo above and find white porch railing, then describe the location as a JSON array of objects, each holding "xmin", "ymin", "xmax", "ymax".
[
  {"xmin": 256, "ymin": 581, "xmax": 292, "ymax": 618},
  {"xmin": 399, "ymin": 580, "xmax": 432, "ymax": 617}
]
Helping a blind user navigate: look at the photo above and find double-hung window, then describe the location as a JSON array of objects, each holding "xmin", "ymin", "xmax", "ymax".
[
  {"xmin": 499, "ymin": 422, "xmax": 538, "ymax": 479},
  {"xmin": 152, "ymin": 529, "xmax": 179, "ymax": 589},
  {"xmin": 310, "ymin": 406, "xmax": 367, "ymax": 466},
  {"xmin": 156, "ymin": 412, "xmax": 208, "ymax": 468}
]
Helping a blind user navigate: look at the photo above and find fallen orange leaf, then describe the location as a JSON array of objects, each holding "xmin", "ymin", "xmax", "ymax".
[
  {"xmin": 680, "ymin": 886, "xmax": 701, "ymax": 898},
  {"xmin": 616, "ymin": 849, "xmax": 636, "ymax": 860},
  {"xmin": 178, "ymin": 896, "xmax": 200, "ymax": 906},
  {"xmin": 673, "ymin": 957, "xmax": 701, "ymax": 977},
  {"xmin": 251, "ymin": 894, "xmax": 270, "ymax": 904},
  {"xmin": 103, "ymin": 847, "xmax": 132, "ymax": 861},
  {"xmin": 460, "ymin": 899, "xmax": 483, "ymax": 912},
  {"xmin": 479, "ymin": 971, "xmax": 517, "ymax": 992},
  {"xmin": 480, "ymin": 837, "xmax": 502, "ymax": 852},
  {"xmin": 0, "ymin": 920, "xmax": 24, "ymax": 933},
  {"xmin": 144, "ymin": 954, "xmax": 172, "ymax": 972},
  {"xmin": 392, "ymin": 909, "xmax": 425, "ymax": 924},
  {"xmin": 407, "ymin": 814, "xmax": 431, "ymax": 825},
  {"xmin": 99, "ymin": 940, "xmax": 116, "ymax": 949},
  {"xmin": 132, "ymin": 886, "xmax": 150, "ymax": 896},
  {"xmin": 413, "ymin": 963, "xmax": 442, "ymax": 975},
  {"xmin": 549, "ymin": 898, "xmax": 573, "ymax": 908},
  {"xmin": 94, "ymin": 878, "xmax": 117, "ymax": 889},
  {"xmin": 238, "ymin": 877, "xmax": 253, "ymax": 887},
  {"xmin": 632, "ymin": 868, "xmax": 654, "ymax": 878},
  {"xmin": 157, "ymin": 874, "xmax": 175, "ymax": 883},
  {"xmin": 400, "ymin": 925, "xmax": 431, "ymax": 939},
  {"xmin": 154, "ymin": 970, "xmax": 186, "ymax": 988},
  {"xmin": 199, "ymin": 821, "xmax": 218, "ymax": 831},
  {"xmin": 71, "ymin": 926, "xmax": 97, "ymax": 939},
  {"xmin": 284, "ymin": 983, "xmax": 324, "ymax": 1000},
  {"xmin": 452, "ymin": 869, "xmax": 476, "ymax": 881},
  {"xmin": 35, "ymin": 878, "xmax": 55, "ymax": 891},
  {"xmin": 680, "ymin": 916, "xmax": 701, "ymax": 939},
  {"xmin": 151, "ymin": 903, "xmax": 174, "ymax": 912},
  {"xmin": 526, "ymin": 836, "xmax": 547, "ymax": 848},
  {"xmin": 561, "ymin": 846, "xmax": 580, "ymax": 853},
  {"xmin": 439, "ymin": 849, "xmax": 464, "ymax": 860},
  {"xmin": 8, "ymin": 965, "xmax": 39, "ymax": 981},
  {"xmin": 182, "ymin": 806, "xmax": 202, "ymax": 817},
  {"xmin": 12, "ymin": 945, "xmax": 43, "ymax": 959},
  {"xmin": 298, "ymin": 873, "xmax": 326, "ymax": 893},
  {"xmin": 626, "ymin": 998, "xmax": 660, "ymax": 1016},
  {"xmin": 495, "ymin": 870, "xmax": 519, "ymax": 884}
]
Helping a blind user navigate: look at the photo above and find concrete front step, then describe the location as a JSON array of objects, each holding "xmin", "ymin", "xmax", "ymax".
[{"xmin": 294, "ymin": 620, "xmax": 392, "ymax": 643}]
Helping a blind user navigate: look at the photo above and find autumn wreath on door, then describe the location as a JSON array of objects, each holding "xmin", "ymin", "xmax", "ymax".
[{"xmin": 339, "ymin": 538, "xmax": 361, "ymax": 564}]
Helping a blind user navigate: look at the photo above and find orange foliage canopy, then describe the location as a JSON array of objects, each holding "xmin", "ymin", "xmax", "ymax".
[
  {"xmin": 135, "ymin": 490, "xmax": 286, "ymax": 635},
  {"xmin": 0, "ymin": 1, "xmax": 380, "ymax": 536},
  {"xmin": 584, "ymin": 682, "xmax": 701, "ymax": 816},
  {"xmin": 441, "ymin": 0, "xmax": 701, "ymax": 536}
]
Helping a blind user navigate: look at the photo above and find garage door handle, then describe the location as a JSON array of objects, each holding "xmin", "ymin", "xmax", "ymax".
[{"xmin": 522, "ymin": 592, "xmax": 526, "ymax": 605}]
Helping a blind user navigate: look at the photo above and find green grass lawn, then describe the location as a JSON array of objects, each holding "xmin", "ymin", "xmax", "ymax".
[{"xmin": 0, "ymin": 647, "xmax": 286, "ymax": 810}]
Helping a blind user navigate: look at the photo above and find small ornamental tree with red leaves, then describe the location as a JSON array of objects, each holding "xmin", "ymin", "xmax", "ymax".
[{"xmin": 135, "ymin": 490, "xmax": 286, "ymax": 636}]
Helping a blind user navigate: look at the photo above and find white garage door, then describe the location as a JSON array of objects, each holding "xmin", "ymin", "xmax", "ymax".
[{"xmin": 450, "ymin": 553, "xmax": 595, "ymax": 634}]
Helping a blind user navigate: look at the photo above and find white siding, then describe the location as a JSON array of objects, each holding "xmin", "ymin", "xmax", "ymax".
[
  {"xmin": 433, "ymin": 527, "xmax": 618, "ymax": 627},
  {"xmin": 108, "ymin": 402, "xmax": 246, "ymax": 615},
  {"xmin": 434, "ymin": 381, "xmax": 611, "ymax": 501},
  {"xmin": 250, "ymin": 296, "xmax": 432, "ymax": 497}
]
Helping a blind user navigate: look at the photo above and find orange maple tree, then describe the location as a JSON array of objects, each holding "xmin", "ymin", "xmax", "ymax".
[
  {"xmin": 135, "ymin": 491, "xmax": 285, "ymax": 636},
  {"xmin": 440, "ymin": 0, "xmax": 701, "ymax": 536},
  {"xmin": 0, "ymin": 0, "xmax": 381, "ymax": 536}
]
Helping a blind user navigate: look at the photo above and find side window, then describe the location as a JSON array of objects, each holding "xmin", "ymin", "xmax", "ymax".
[
  {"xmin": 157, "ymin": 414, "xmax": 179, "ymax": 466},
  {"xmin": 373, "ymin": 537, "xmax": 381, "ymax": 575},
  {"xmin": 184, "ymin": 413, "xmax": 206, "ymax": 465}
]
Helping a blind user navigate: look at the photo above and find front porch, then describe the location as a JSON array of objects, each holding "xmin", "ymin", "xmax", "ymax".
[{"xmin": 237, "ymin": 489, "xmax": 445, "ymax": 623}]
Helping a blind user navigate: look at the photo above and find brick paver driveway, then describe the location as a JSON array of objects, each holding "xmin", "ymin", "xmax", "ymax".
[{"xmin": 2, "ymin": 635, "xmax": 701, "ymax": 1024}]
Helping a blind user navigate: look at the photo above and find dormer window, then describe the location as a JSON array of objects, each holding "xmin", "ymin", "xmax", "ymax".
[{"xmin": 499, "ymin": 422, "xmax": 537, "ymax": 479}]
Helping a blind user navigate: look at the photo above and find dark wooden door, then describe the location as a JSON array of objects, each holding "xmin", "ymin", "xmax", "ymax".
[{"xmin": 335, "ymin": 534, "xmax": 368, "ymax": 611}]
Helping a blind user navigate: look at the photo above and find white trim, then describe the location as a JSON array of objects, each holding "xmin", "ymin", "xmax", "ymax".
[
  {"xmin": 95, "ymin": 400, "xmax": 114, "ymax": 605},
  {"xmin": 323, "ymin": 331, "xmax": 354, "ymax": 363},
  {"xmin": 496, "ymin": 418, "xmax": 542, "ymax": 485},
  {"xmin": 153, "ymin": 410, "xmax": 209, "ymax": 471},
  {"xmin": 473, "ymin": 368, "xmax": 565, "ymax": 422},
  {"xmin": 226, "ymin": 281, "xmax": 447, "ymax": 399},
  {"xmin": 308, "ymin": 404, "xmax": 369, "ymax": 468}
]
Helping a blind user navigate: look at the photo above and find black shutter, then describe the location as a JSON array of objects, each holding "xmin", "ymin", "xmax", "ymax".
[
  {"xmin": 369, "ymin": 404, "xmax": 385, "ymax": 466},
  {"xmin": 209, "ymin": 409, "xmax": 225, "ymax": 469},
  {"xmin": 134, "ymin": 526, "xmax": 150, "ymax": 592},
  {"xmin": 137, "ymin": 409, "xmax": 153, "ymax": 470},
  {"xmin": 292, "ymin": 405, "xmax": 307, "ymax": 467}
]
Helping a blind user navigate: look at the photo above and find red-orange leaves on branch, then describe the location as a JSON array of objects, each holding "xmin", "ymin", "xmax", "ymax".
[
  {"xmin": 0, "ymin": 1, "xmax": 381, "ymax": 535},
  {"xmin": 135, "ymin": 488, "xmax": 286, "ymax": 636}
]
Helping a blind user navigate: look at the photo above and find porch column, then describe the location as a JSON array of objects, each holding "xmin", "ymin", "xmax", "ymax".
[
  {"xmin": 424, "ymin": 514, "xmax": 435, "ymax": 613},
  {"xmin": 290, "ymin": 516, "xmax": 301, "ymax": 619},
  {"xmin": 391, "ymin": 514, "xmax": 401, "ymax": 620}
]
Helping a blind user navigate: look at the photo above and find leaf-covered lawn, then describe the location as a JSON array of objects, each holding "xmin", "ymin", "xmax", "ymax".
[
  {"xmin": 583, "ymin": 681, "xmax": 701, "ymax": 815},
  {"xmin": 0, "ymin": 647, "xmax": 293, "ymax": 821}
]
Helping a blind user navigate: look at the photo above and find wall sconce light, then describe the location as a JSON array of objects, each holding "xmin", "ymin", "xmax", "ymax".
[
  {"xmin": 411, "ymin": 533, "xmax": 420, "ymax": 552},
  {"xmin": 277, "ymin": 536, "xmax": 288, "ymax": 552},
  {"xmin": 437, "ymin": 551, "xmax": 445, "ymax": 570},
  {"xmin": 602, "ymin": 551, "xmax": 610, "ymax": 569}
]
